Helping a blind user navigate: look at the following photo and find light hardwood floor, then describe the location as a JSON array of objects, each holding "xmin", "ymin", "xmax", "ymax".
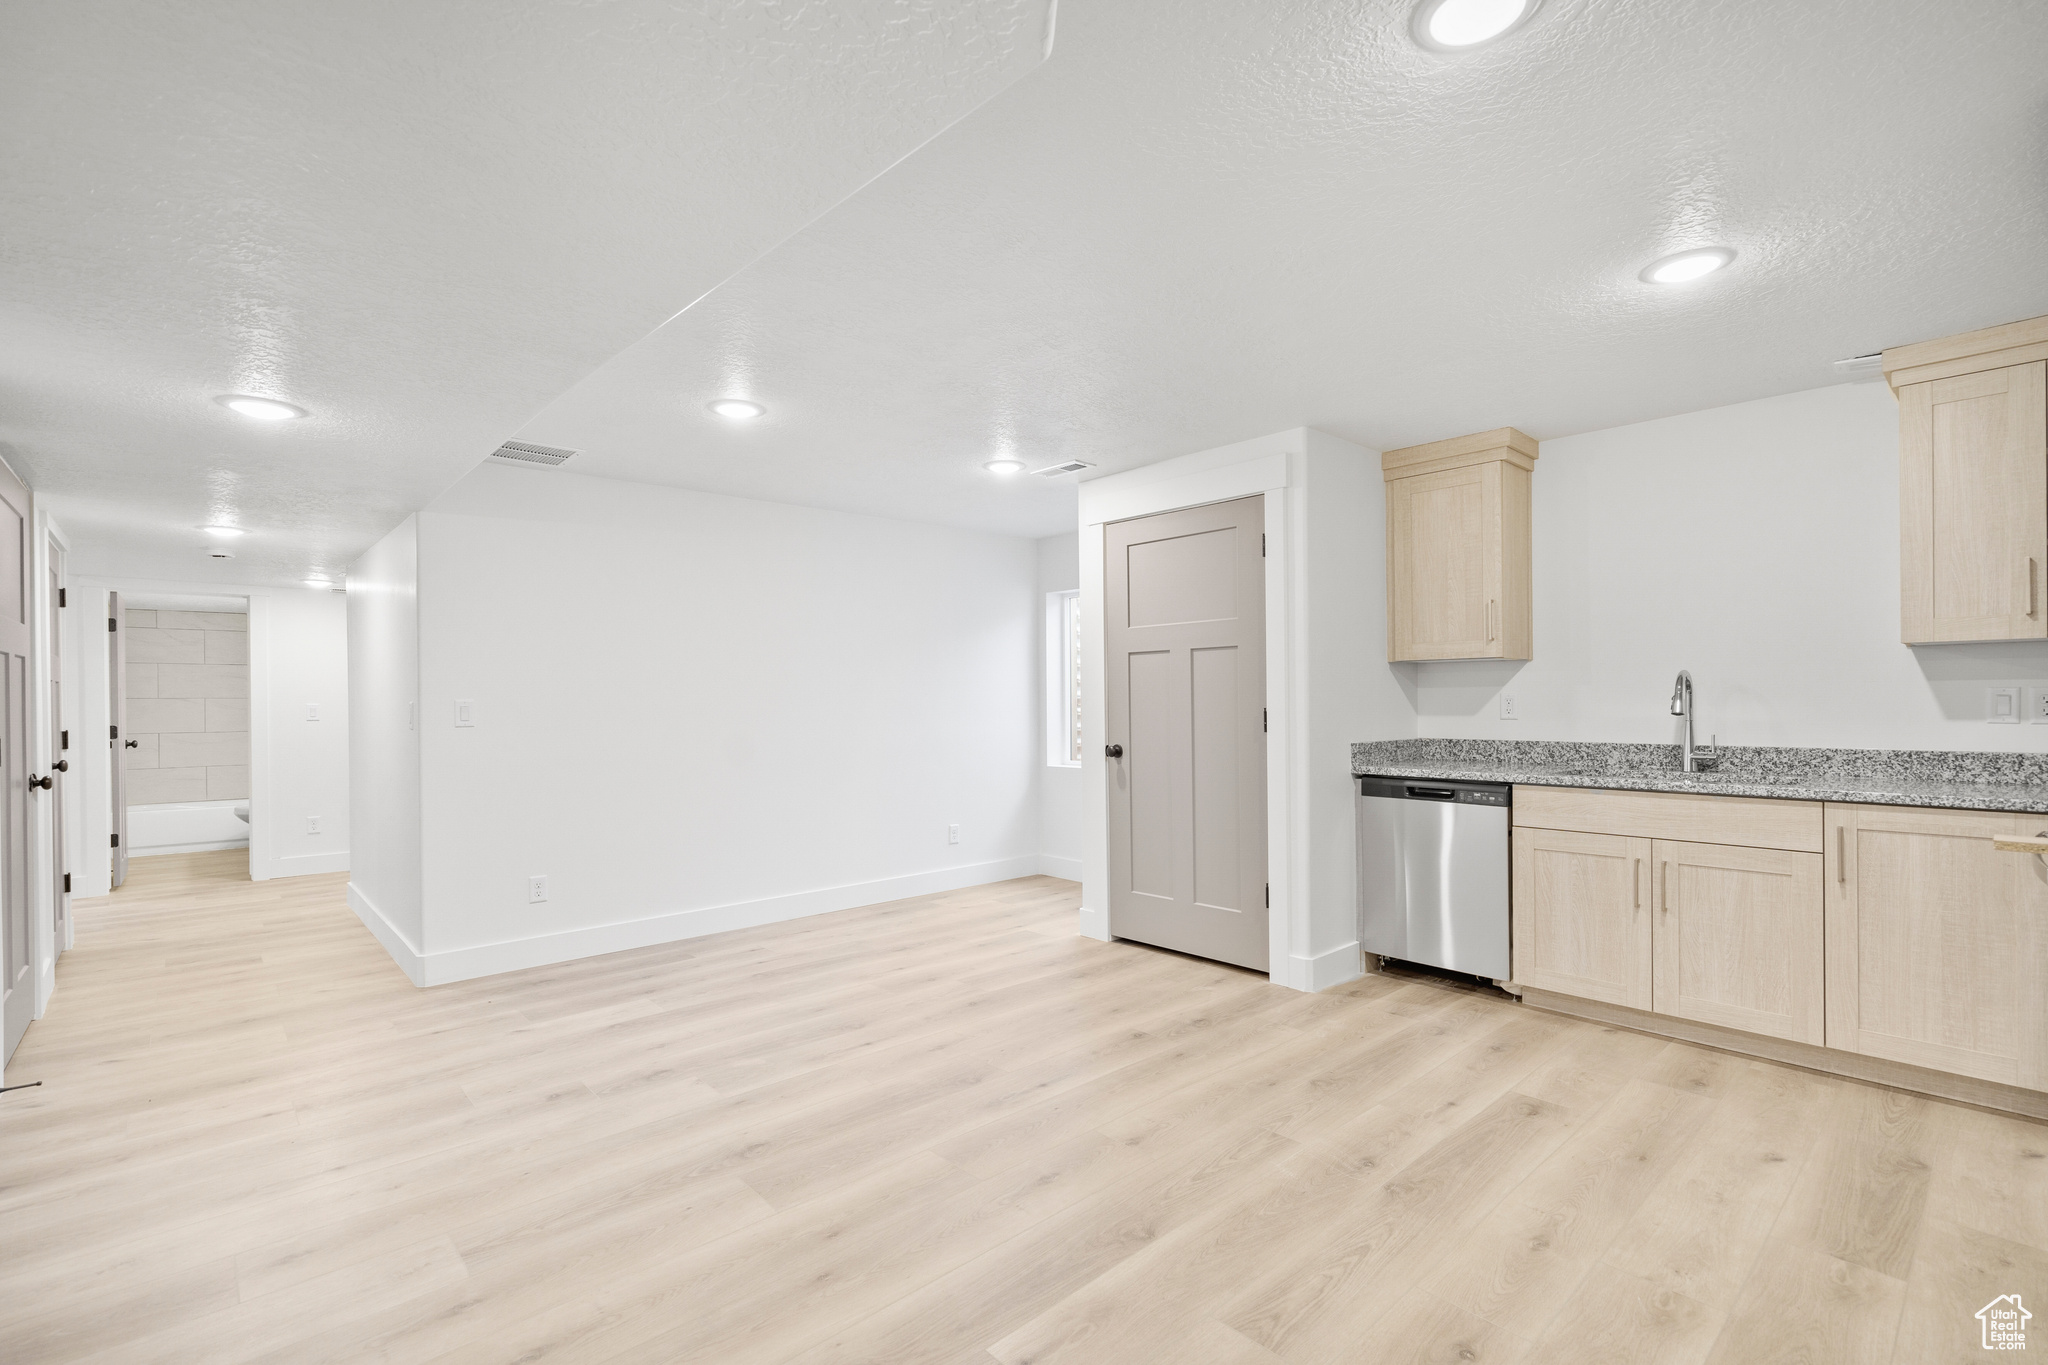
[{"xmin": 2, "ymin": 850, "xmax": 2042, "ymax": 1363}]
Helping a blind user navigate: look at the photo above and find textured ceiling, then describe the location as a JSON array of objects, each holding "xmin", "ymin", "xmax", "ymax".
[
  {"xmin": 0, "ymin": 1, "xmax": 1053, "ymax": 584},
  {"xmin": 517, "ymin": 0, "xmax": 2048, "ymax": 538}
]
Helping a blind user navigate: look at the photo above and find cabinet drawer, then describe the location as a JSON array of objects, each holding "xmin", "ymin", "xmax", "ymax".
[{"xmin": 1512, "ymin": 785, "xmax": 1822, "ymax": 853}]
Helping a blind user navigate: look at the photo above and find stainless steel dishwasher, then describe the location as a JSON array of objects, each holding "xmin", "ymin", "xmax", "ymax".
[{"xmin": 1355, "ymin": 775, "xmax": 1511, "ymax": 981}]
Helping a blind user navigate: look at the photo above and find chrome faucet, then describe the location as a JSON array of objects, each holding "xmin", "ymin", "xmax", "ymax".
[{"xmin": 1669, "ymin": 670, "xmax": 1716, "ymax": 772}]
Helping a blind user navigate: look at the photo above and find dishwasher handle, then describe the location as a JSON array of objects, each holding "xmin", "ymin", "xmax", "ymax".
[{"xmin": 1404, "ymin": 786, "xmax": 1458, "ymax": 800}]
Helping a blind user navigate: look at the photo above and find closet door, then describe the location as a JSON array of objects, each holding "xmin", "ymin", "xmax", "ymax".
[{"xmin": 1104, "ymin": 496, "xmax": 1268, "ymax": 971}]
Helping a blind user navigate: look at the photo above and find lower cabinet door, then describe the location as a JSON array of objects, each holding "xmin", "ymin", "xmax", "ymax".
[
  {"xmin": 1650, "ymin": 839, "xmax": 1825, "ymax": 1045},
  {"xmin": 1827, "ymin": 804, "xmax": 2048, "ymax": 1090},
  {"xmin": 1511, "ymin": 827, "xmax": 1652, "ymax": 1009}
]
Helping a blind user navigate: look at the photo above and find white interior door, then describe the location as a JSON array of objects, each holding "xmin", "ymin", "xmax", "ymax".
[
  {"xmin": 0, "ymin": 459, "xmax": 32, "ymax": 1061},
  {"xmin": 109, "ymin": 590, "xmax": 128, "ymax": 889},
  {"xmin": 1104, "ymin": 495, "xmax": 1268, "ymax": 971}
]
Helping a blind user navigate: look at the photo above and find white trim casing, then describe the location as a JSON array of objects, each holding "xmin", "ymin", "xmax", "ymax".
[
  {"xmin": 362, "ymin": 855, "xmax": 1048, "ymax": 988},
  {"xmin": 1078, "ymin": 428, "xmax": 1393, "ymax": 993},
  {"xmin": 1078, "ymin": 431, "xmax": 1306, "ymax": 982}
]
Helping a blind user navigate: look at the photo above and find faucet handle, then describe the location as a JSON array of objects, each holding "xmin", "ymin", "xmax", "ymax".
[{"xmin": 1694, "ymin": 734, "xmax": 1722, "ymax": 771}]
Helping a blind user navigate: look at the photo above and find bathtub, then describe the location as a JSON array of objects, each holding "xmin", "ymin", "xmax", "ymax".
[{"xmin": 127, "ymin": 799, "xmax": 250, "ymax": 856}]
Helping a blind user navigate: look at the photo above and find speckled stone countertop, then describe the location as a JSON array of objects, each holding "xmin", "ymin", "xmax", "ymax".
[{"xmin": 1350, "ymin": 739, "xmax": 2048, "ymax": 814}]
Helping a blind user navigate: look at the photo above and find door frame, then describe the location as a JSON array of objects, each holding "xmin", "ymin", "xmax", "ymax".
[
  {"xmin": 1079, "ymin": 430, "xmax": 1327, "ymax": 990},
  {"xmin": 71, "ymin": 578, "xmax": 273, "ymax": 895}
]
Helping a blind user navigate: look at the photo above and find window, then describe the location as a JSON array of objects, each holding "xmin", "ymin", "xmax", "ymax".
[{"xmin": 1046, "ymin": 589, "xmax": 1081, "ymax": 766}]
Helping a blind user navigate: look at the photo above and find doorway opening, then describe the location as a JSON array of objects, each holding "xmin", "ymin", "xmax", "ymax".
[{"xmin": 110, "ymin": 592, "xmax": 252, "ymax": 886}]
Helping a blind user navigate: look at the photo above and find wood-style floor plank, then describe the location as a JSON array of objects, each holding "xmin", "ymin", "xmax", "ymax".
[{"xmin": 0, "ymin": 849, "xmax": 2038, "ymax": 1363}]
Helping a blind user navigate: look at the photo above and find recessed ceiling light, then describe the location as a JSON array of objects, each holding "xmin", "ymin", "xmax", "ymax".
[
  {"xmin": 1639, "ymin": 247, "xmax": 1737, "ymax": 285},
  {"xmin": 305, "ymin": 577, "xmax": 334, "ymax": 588},
  {"xmin": 1412, "ymin": 0, "xmax": 1537, "ymax": 50},
  {"xmin": 983, "ymin": 457, "xmax": 1027, "ymax": 476},
  {"xmin": 707, "ymin": 399, "xmax": 766, "ymax": 421},
  {"xmin": 201, "ymin": 525, "xmax": 245, "ymax": 538},
  {"xmin": 214, "ymin": 394, "xmax": 306, "ymax": 421}
]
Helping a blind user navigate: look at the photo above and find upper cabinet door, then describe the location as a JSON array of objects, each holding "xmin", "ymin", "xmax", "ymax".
[
  {"xmin": 1388, "ymin": 463, "xmax": 1496, "ymax": 660},
  {"xmin": 1383, "ymin": 428, "xmax": 1535, "ymax": 662},
  {"xmin": 1886, "ymin": 315, "xmax": 2048, "ymax": 645},
  {"xmin": 1899, "ymin": 361, "xmax": 2048, "ymax": 643},
  {"xmin": 1826, "ymin": 803, "xmax": 2048, "ymax": 1092}
]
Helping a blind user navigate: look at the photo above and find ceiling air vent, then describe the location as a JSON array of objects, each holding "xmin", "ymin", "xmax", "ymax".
[
  {"xmin": 489, "ymin": 440, "xmax": 578, "ymax": 468},
  {"xmin": 1033, "ymin": 460, "xmax": 1095, "ymax": 477}
]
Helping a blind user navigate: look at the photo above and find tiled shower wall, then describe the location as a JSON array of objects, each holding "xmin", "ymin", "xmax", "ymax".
[{"xmin": 124, "ymin": 609, "xmax": 250, "ymax": 804}]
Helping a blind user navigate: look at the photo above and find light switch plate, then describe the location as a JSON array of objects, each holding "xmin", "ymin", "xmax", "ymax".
[
  {"xmin": 1988, "ymin": 686, "xmax": 2021, "ymax": 724},
  {"xmin": 305, "ymin": 703, "xmax": 320, "ymax": 722},
  {"xmin": 454, "ymin": 699, "xmax": 475, "ymax": 727}
]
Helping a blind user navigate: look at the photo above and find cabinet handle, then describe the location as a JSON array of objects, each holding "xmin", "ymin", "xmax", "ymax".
[
  {"xmin": 1487, "ymin": 599, "xmax": 1498, "ymax": 642},
  {"xmin": 1661, "ymin": 860, "xmax": 1670, "ymax": 915},
  {"xmin": 1633, "ymin": 857, "xmax": 1642, "ymax": 912},
  {"xmin": 2027, "ymin": 558, "xmax": 2039, "ymax": 618},
  {"xmin": 1836, "ymin": 826, "xmax": 1846, "ymax": 883}
]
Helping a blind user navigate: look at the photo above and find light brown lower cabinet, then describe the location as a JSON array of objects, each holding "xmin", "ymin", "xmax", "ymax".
[
  {"xmin": 1652, "ymin": 839, "xmax": 1825, "ymax": 1045},
  {"xmin": 1513, "ymin": 825, "xmax": 1824, "ymax": 1042},
  {"xmin": 1510, "ymin": 827, "xmax": 1653, "ymax": 1009},
  {"xmin": 1511, "ymin": 787, "xmax": 2048, "ymax": 1111},
  {"xmin": 1825, "ymin": 803, "xmax": 2048, "ymax": 1091}
]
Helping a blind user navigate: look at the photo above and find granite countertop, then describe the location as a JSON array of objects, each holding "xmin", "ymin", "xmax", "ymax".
[{"xmin": 1351, "ymin": 739, "xmax": 2048, "ymax": 815}]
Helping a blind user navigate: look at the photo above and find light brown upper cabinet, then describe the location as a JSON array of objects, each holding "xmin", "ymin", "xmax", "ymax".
[
  {"xmin": 1885, "ymin": 316, "xmax": 2048, "ymax": 644},
  {"xmin": 1382, "ymin": 427, "xmax": 1535, "ymax": 661}
]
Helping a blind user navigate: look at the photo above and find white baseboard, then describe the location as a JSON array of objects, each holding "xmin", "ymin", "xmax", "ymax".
[
  {"xmin": 1036, "ymin": 853, "xmax": 1082, "ymax": 882},
  {"xmin": 253, "ymin": 849, "xmax": 349, "ymax": 882},
  {"xmin": 399, "ymin": 855, "xmax": 1046, "ymax": 987},
  {"xmin": 1076, "ymin": 904, "xmax": 1109, "ymax": 941},
  {"xmin": 1292, "ymin": 939, "xmax": 1362, "ymax": 993},
  {"xmin": 347, "ymin": 882, "xmax": 426, "ymax": 986},
  {"xmin": 133, "ymin": 839, "xmax": 250, "ymax": 857}
]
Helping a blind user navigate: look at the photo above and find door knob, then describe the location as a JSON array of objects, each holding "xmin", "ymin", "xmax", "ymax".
[
  {"xmin": 51, "ymin": 760, "xmax": 67, "ymax": 772},
  {"xmin": 124, "ymin": 739, "xmax": 138, "ymax": 749},
  {"xmin": 28, "ymin": 774, "xmax": 50, "ymax": 791},
  {"xmin": 1105, "ymin": 744, "xmax": 1124, "ymax": 758}
]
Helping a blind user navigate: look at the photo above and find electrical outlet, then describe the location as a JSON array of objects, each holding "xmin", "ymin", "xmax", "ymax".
[
  {"xmin": 305, "ymin": 703, "xmax": 320, "ymax": 722},
  {"xmin": 306, "ymin": 816, "xmax": 321, "ymax": 835},
  {"xmin": 1989, "ymin": 686, "xmax": 2022, "ymax": 724},
  {"xmin": 948, "ymin": 824, "xmax": 960, "ymax": 845},
  {"xmin": 2031, "ymin": 688, "xmax": 2048, "ymax": 724},
  {"xmin": 454, "ymin": 699, "xmax": 476, "ymax": 727},
  {"xmin": 1499, "ymin": 693, "xmax": 1519, "ymax": 720},
  {"xmin": 528, "ymin": 875, "xmax": 548, "ymax": 903}
]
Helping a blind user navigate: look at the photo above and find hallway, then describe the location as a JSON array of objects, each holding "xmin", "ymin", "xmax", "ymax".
[{"xmin": 0, "ymin": 853, "xmax": 2043, "ymax": 1363}]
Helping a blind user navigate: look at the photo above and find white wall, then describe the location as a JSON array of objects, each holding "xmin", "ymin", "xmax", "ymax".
[
  {"xmin": 1300, "ymin": 430, "xmax": 1411, "ymax": 979},
  {"xmin": 254, "ymin": 589, "xmax": 350, "ymax": 878},
  {"xmin": 1036, "ymin": 531, "xmax": 1081, "ymax": 879},
  {"xmin": 345, "ymin": 518, "xmax": 422, "ymax": 973},
  {"xmin": 389, "ymin": 463, "xmax": 1041, "ymax": 983},
  {"xmin": 1411, "ymin": 381, "xmax": 2048, "ymax": 752}
]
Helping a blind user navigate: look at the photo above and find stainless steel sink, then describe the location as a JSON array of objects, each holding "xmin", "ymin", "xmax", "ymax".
[{"xmin": 1679, "ymin": 771, "xmax": 1807, "ymax": 787}]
